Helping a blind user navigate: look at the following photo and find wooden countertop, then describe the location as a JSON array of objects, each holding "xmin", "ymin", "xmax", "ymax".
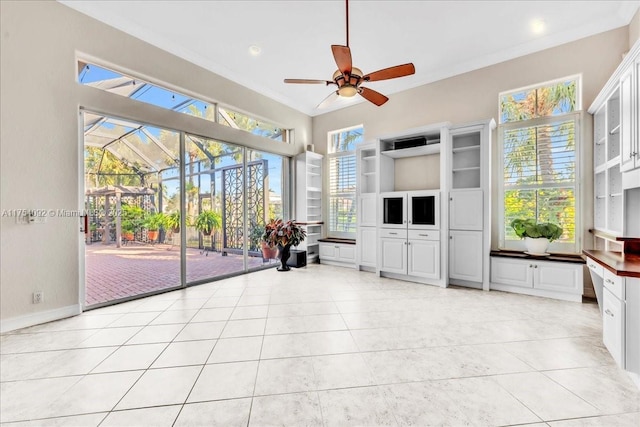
[
  {"xmin": 583, "ymin": 249, "xmax": 640, "ymax": 278},
  {"xmin": 318, "ymin": 238, "xmax": 356, "ymax": 245},
  {"xmin": 490, "ymin": 250, "xmax": 585, "ymax": 264}
]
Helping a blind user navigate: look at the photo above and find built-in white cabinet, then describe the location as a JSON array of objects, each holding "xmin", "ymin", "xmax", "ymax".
[
  {"xmin": 319, "ymin": 242, "xmax": 356, "ymax": 267},
  {"xmin": 585, "ymin": 254, "xmax": 640, "ymax": 387},
  {"xmin": 448, "ymin": 120, "xmax": 494, "ymax": 290},
  {"xmin": 356, "ymin": 143, "xmax": 378, "ymax": 271},
  {"xmin": 449, "ymin": 190, "xmax": 483, "ymax": 230},
  {"xmin": 295, "ymin": 151, "xmax": 323, "ymax": 262},
  {"xmin": 603, "ymin": 286, "xmax": 625, "ymax": 367},
  {"xmin": 449, "ymin": 230, "xmax": 483, "ymax": 283},
  {"xmin": 358, "ymin": 226, "xmax": 377, "ymax": 267},
  {"xmin": 380, "ymin": 229, "xmax": 440, "ymax": 279},
  {"xmin": 620, "ymin": 64, "xmax": 636, "ymax": 172},
  {"xmin": 590, "ymin": 39, "xmax": 640, "ymax": 251},
  {"xmin": 490, "ymin": 257, "xmax": 583, "ymax": 302},
  {"xmin": 358, "ymin": 193, "xmax": 377, "ymax": 227}
]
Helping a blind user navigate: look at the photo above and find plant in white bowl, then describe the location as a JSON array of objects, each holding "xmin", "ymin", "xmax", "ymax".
[{"xmin": 510, "ymin": 218, "xmax": 563, "ymax": 255}]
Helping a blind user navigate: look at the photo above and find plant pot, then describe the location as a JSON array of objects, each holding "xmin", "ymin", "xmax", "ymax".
[
  {"xmin": 147, "ymin": 230, "xmax": 159, "ymax": 242},
  {"xmin": 122, "ymin": 231, "xmax": 134, "ymax": 242},
  {"xmin": 525, "ymin": 237, "xmax": 549, "ymax": 255},
  {"xmin": 261, "ymin": 242, "xmax": 278, "ymax": 260},
  {"xmin": 277, "ymin": 244, "xmax": 291, "ymax": 271}
]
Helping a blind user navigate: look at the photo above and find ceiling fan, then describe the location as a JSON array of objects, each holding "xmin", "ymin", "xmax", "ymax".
[{"xmin": 284, "ymin": 0, "xmax": 415, "ymax": 108}]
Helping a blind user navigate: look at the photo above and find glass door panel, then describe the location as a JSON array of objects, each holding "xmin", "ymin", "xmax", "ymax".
[
  {"xmin": 185, "ymin": 135, "xmax": 245, "ymax": 283},
  {"xmin": 84, "ymin": 112, "xmax": 182, "ymax": 307},
  {"xmin": 246, "ymin": 149, "xmax": 287, "ymax": 270}
]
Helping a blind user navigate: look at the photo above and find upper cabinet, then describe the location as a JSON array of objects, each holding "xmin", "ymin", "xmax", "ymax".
[
  {"xmin": 620, "ymin": 56, "xmax": 639, "ymax": 172},
  {"xmin": 589, "ymin": 39, "xmax": 640, "ymax": 247}
]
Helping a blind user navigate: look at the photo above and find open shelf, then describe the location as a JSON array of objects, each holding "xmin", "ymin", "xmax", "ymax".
[
  {"xmin": 381, "ymin": 143, "xmax": 440, "ymax": 158},
  {"xmin": 452, "ymin": 145, "xmax": 480, "ymax": 153}
]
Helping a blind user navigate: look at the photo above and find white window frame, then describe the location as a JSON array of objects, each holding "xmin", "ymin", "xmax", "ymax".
[
  {"xmin": 326, "ymin": 124, "xmax": 362, "ymax": 239},
  {"xmin": 497, "ymin": 76, "xmax": 582, "ymax": 254}
]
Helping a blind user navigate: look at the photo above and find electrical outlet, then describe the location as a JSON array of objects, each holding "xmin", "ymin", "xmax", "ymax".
[{"xmin": 32, "ymin": 291, "xmax": 43, "ymax": 304}]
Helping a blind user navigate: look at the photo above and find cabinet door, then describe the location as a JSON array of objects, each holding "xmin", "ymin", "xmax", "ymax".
[
  {"xmin": 380, "ymin": 238, "xmax": 406, "ymax": 274},
  {"xmin": 358, "ymin": 227, "xmax": 377, "ymax": 267},
  {"xmin": 319, "ymin": 243, "xmax": 337, "ymax": 261},
  {"xmin": 490, "ymin": 258, "xmax": 532, "ymax": 288},
  {"xmin": 408, "ymin": 239, "xmax": 439, "ymax": 279},
  {"xmin": 359, "ymin": 194, "xmax": 377, "ymax": 227},
  {"xmin": 338, "ymin": 244, "xmax": 356, "ymax": 263},
  {"xmin": 534, "ymin": 262, "xmax": 582, "ymax": 294},
  {"xmin": 449, "ymin": 190, "xmax": 483, "ymax": 230},
  {"xmin": 620, "ymin": 65, "xmax": 636, "ymax": 172},
  {"xmin": 603, "ymin": 287, "xmax": 625, "ymax": 367},
  {"xmin": 449, "ymin": 230, "xmax": 482, "ymax": 282}
]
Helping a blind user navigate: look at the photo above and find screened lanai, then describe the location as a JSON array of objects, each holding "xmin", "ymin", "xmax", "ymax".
[{"xmin": 82, "ymin": 65, "xmax": 287, "ymax": 307}]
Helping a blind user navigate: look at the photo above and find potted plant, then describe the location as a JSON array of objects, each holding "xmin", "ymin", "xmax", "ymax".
[
  {"xmin": 144, "ymin": 212, "xmax": 166, "ymax": 242},
  {"xmin": 165, "ymin": 211, "xmax": 181, "ymax": 234},
  {"xmin": 261, "ymin": 219, "xmax": 306, "ymax": 271},
  {"xmin": 121, "ymin": 204, "xmax": 144, "ymax": 242},
  {"xmin": 511, "ymin": 218, "xmax": 563, "ymax": 255},
  {"xmin": 195, "ymin": 210, "xmax": 221, "ymax": 236}
]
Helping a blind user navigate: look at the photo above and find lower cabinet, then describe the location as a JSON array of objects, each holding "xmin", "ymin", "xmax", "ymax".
[
  {"xmin": 490, "ymin": 257, "xmax": 583, "ymax": 302},
  {"xmin": 319, "ymin": 242, "xmax": 356, "ymax": 268},
  {"xmin": 380, "ymin": 229, "xmax": 440, "ymax": 280},
  {"xmin": 449, "ymin": 230, "xmax": 482, "ymax": 283},
  {"xmin": 603, "ymin": 286, "xmax": 625, "ymax": 367},
  {"xmin": 357, "ymin": 226, "xmax": 377, "ymax": 268}
]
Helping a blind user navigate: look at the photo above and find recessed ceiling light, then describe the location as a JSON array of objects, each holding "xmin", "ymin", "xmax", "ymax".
[
  {"xmin": 249, "ymin": 45, "xmax": 262, "ymax": 56},
  {"xmin": 531, "ymin": 18, "xmax": 546, "ymax": 35}
]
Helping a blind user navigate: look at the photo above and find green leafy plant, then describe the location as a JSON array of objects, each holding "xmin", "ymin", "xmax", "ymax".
[
  {"xmin": 165, "ymin": 211, "xmax": 181, "ymax": 233},
  {"xmin": 144, "ymin": 212, "xmax": 166, "ymax": 232},
  {"xmin": 195, "ymin": 210, "xmax": 221, "ymax": 236},
  {"xmin": 261, "ymin": 219, "xmax": 306, "ymax": 248},
  {"xmin": 511, "ymin": 218, "xmax": 563, "ymax": 242},
  {"xmin": 121, "ymin": 204, "xmax": 145, "ymax": 234}
]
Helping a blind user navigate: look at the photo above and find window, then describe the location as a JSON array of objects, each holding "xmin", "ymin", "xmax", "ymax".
[
  {"xmin": 498, "ymin": 76, "xmax": 581, "ymax": 253},
  {"xmin": 327, "ymin": 125, "xmax": 363, "ymax": 238},
  {"xmin": 78, "ymin": 61, "xmax": 289, "ymax": 143}
]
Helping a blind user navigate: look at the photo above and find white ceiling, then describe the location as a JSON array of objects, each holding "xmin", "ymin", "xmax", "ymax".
[{"xmin": 59, "ymin": 1, "xmax": 639, "ymax": 117}]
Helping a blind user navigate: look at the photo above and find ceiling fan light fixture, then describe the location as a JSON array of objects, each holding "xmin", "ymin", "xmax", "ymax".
[{"xmin": 338, "ymin": 85, "xmax": 358, "ymax": 97}]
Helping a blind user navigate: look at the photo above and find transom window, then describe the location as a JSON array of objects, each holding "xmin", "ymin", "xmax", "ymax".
[
  {"xmin": 327, "ymin": 125, "xmax": 363, "ymax": 238},
  {"xmin": 78, "ymin": 61, "xmax": 289, "ymax": 142},
  {"xmin": 498, "ymin": 75, "xmax": 581, "ymax": 253}
]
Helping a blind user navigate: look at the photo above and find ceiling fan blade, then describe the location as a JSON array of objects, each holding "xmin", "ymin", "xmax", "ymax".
[
  {"xmin": 359, "ymin": 87, "xmax": 389, "ymax": 106},
  {"xmin": 284, "ymin": 79, "xmax": 333, "ymax": 85},
  {"xmin": 316, "ymin": 91, "xmax": 340, "ymax": 109},
  {"xmin": 331, "ymin": 45, "xmax": 352, "ymax": 75},
  {"xmin": 364, "ymin": 63, "xmax": 415, "ymax": 82}
]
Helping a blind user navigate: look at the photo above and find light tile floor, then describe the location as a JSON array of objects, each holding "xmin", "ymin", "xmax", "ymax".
[{"xmin": 1, "ymin": 264, "xmax": 639, "ymax": 426}]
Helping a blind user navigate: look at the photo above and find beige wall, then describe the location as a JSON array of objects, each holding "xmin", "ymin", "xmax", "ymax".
[
  {"xmin": 0, "ymin": 1, "xmax": 312, "ymax": 326},
  {"xmin": 630, "ymin": 7, "xmax": 640, "ymax": 48},
  {"xmin": 313, "ymin": 26, "xmax": 630, "ymax": 252}
]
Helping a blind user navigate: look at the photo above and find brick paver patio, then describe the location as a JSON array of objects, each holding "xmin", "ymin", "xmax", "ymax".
[{"xmin": 85, "ymin": 242, "xmax": 276, "ymax": 306}]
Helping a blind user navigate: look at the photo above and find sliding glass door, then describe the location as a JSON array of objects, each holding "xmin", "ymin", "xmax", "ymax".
[{"xmin": 83, "ymin": 113, "xmax": 290, "ymax": 307}]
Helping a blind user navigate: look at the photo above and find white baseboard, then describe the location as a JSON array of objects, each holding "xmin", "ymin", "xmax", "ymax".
[{"xmin": 0, "ymin": 305, "xmax": 81, "ymax": 333}]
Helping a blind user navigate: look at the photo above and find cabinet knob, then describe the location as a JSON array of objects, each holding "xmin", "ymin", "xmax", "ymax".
[
  {"xmin": 534, "ymin": 265, "xmax": 538, "ymax": 268},
  {"xmin": 449, "ymin": 236, "xmax": 453, "ymax": 240},
  {"xmin": 529, "ymin": 264, "xmax": 533, "ymax": 268},
  {"xmin": 605, "ymin": 279, "xmax": 614, "ymax": 284},
  {"xmin": 449, "ymin": 197, "xmax": 453, "ymax": 201},
  {"xmin": 605, "ymin": 309, "xmax": 614, "ymax": 317}
]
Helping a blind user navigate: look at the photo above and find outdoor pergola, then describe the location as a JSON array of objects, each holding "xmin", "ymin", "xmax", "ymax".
[{"xmin": 85, "ymin": 185, "xmax": 155, "ymax": 248}]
